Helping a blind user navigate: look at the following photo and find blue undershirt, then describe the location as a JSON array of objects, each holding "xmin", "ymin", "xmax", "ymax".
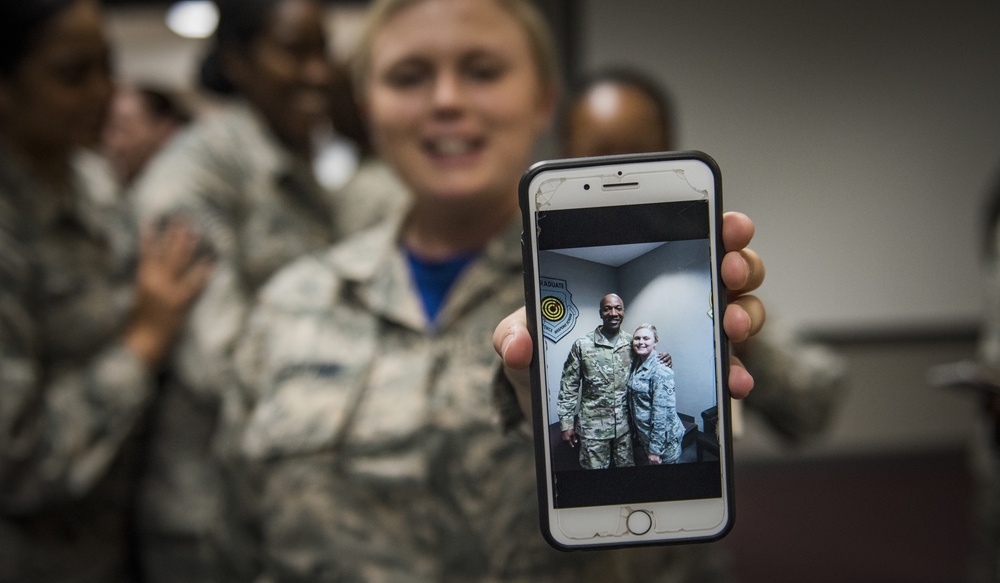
[{"xmin": 406, "ymin": 249, "xmax": 478, "ymax": 322}]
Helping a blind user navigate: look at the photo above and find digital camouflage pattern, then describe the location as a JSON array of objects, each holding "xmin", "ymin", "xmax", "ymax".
[
  {"xmin": 557, "ymin": 327, "xmax": 634, "ymax": 468},
  {"xmin": 128, "ymin": 102, "xmax": 407, "ymax": 583},
  {"xmin": 223, "ymin": 218, "xmax": 732, "ymax": 583},
  {"xmin": 0, "ymin": 147, "xmax": 151, "ymax": 583},
  {"xmin": 628, "ymin": 351, "xmax": 684, "ymax": 463}
]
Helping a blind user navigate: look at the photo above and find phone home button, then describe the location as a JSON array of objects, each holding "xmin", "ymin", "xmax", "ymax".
[{"xmin": 626, "ymin": 510, "xmax": 652, "ymax": 535}]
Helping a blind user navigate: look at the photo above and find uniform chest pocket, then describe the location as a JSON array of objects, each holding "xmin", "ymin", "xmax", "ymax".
[
  {"xmin": 242, "ymin": 362, "xmax": 361, "ymax": 460},
  {"xmin": 582, "ymin": 348, "xmax": 624, "ymax": 381}
]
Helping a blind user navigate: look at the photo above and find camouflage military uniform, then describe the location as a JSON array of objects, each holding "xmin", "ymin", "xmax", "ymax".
[
  {"xmin": 628, "ymin": 351, "xmax": 684, "ymax": 464},
  {"xmin": 557, "ymin": 327, "xmax": 634, "ymax": 469},
  {"xmin": 223, "ymin": 217, "xmax": 730, "ymax": 583},
  {"xmin": 737, "ymin": 320, "xmax": 846, "ymax": 442},
  {"xmin": 0, "ymin": 147, "xmax": 150, "ymax": 583},
  {"xmin": 128, "ymin": 102, "xmax": 406, "ymax": 583}
]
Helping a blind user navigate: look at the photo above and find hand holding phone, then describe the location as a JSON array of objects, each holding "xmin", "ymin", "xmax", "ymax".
[{"xmin": 519, "ymin": 151, "xmax": 734, "ymax": 549}]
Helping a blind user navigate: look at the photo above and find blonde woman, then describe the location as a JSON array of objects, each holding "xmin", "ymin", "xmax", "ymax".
[
  {"xmin": 628, "ymin": 324, "xmax": 685, "ymax": 465},
  {"xmin": 223, "ymin": 0, "xmax": 766, "ymax": 580}
]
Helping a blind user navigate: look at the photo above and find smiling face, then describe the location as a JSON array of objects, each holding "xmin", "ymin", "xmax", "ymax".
[
  {"xmin": 0, "ymin": 0, "xmax": 112, "ymax": 159},
  {"xmin": 364, "ymin": 0, "xmax": 555, "ymax": 213},
  {"xmin": 632, "ymin": 326, "xmax": 658, "ymax": 360},
  {"xmin": 225, "ymin": 0, "xmax": 332, "ymax": 155},
  {"xmin": 599, "ymin": 293, "xmax": 625, "ymax": 335}
]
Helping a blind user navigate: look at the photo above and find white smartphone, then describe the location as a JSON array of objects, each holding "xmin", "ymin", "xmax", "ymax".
[{"xmin": 519, "ymin": 151, "xmax": 733, "ymax": 549}]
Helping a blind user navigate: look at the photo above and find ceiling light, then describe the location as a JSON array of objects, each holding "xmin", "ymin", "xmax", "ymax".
[{"xmin": 165, "ymin": 0, "xmax": 219, "ymax": 39}]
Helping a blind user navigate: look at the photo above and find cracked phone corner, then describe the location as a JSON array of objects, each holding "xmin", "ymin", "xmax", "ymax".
[
  {"xmin": 656, "ymin": 168, "xmax": 708, "ymax": 199},
  {"xmin": 534, "ymin": 177, "xmax": 565, "ymax": 211},
  {"xmin": 670, "ymin": 169, "xmax": 709, "ymax": 198}
]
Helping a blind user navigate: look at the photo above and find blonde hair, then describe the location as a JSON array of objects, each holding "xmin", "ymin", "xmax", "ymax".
[
  {"xmin": 350, "ymin": 0, "xmax": 560, "ymax": 96},
  {"xmin": 633, "ymin": 323, "xmax": 659, "ymax": 342}
]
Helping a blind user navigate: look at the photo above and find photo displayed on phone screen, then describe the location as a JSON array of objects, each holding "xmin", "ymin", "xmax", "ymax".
[{"xmin": 535, "ymin": 199, "xmax": 724, "ymax": 509}]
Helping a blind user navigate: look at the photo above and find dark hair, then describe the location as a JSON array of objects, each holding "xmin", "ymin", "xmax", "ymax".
[
  {"xmin": 198, "ymin": 0, "xmax": 286, "ymax": 95},
  {"xmin": 137, "ymin": 86, "xmax": 193, "ymax": 126},
  {"xmin": 0, "ymin": 0, "xmax": 77, "ymax": 76},
  {"xmin": 561, "ymin": 67, "xmax": 676, "ymax": 151}
]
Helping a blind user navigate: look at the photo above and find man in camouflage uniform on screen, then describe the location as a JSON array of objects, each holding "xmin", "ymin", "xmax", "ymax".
[{"xmin": 558, "ymin": 293, "xmax": 635, "ymax": 469}]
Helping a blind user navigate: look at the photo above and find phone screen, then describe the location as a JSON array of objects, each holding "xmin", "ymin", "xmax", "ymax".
[
  {"xmin": 536, "ymin": 200, "xmax": 722, "ymax": 507},
  {"xmin": 522, "ymin": 153, "xmax": 731, "ymax": 545}
]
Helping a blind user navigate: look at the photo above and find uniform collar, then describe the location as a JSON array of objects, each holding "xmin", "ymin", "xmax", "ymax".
[
  {"xmin": 220, "ymin": 101, "xmax": 315, "ymax": 188},
  {"xmin": 324, "ymin": 216, "xmax": 522, "ymax": 332},
  {"xmin": 633, "ymin": 350, "xmax": 659, "ymax": 373},
  {"xmin": 0, "ymin": 141, "xmax": 113, "ymax": 238},
  {"xmin": 594, "ymin": 326, "xmax": 631, "ymax": 350},
  {"xmin": 231, "ymin": 101, "xmax": 332, "ymax": 227}
]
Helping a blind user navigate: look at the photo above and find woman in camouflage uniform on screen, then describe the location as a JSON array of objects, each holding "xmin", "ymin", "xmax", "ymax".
[{"xmin": 627, "ymin": 324, "xmax": 685, "ymax": 465}]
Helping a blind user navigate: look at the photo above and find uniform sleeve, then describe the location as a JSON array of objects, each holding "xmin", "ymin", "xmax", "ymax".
[
  {"xmin": 129, "ymin": 124, "xmax": 249, "ymax": 400},
  {"xmin": 648, "ymin": 368, "xmax": 676, "ymax": 456},
  {"xmin": 172, "ymin": 263, "xmax": 252, "ymax": 398},
  {"xmin": 557, "ymin": 341, "xmax": 583, "ymax": 431},
  {"xmin": 0, "ymin": 249, "xmax": 154, "ymax": 512},
  {"xmin": 129, "ymin": 125, "xmax": 242, "ymax": 259},
  {"xmin": 738, "ymin": 321, "xmax": 847, "ymax": 443}
]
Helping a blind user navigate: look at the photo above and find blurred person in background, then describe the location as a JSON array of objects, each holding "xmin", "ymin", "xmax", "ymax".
[
  {"xmin": 102, "ymin": 83, "xmax": 193, "ymax": 187},
  {"xmin": 968, "ymin": 164, "xmax": 1000, "ymax": 582},
  {"xmin": 562, "ymin": 67, "xmax": 845, "ymax": 445},
  {"xmin": 562, "ymin": 68, "xmax": 675, "ymax": 160},
  {"xmin": 126, "ymin": 0, "xmax": 406, "ymax": 581},
  {"xmin": 0, "ymin": 1, "xmax": 210, "ymax": 581},
  {"xmin": 315, "ymin": 59, "xmax": 409, "ymax": 236},
  {"xmin": 221, "ymin": 0, "xmax": 766, "ymax": 581}
]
